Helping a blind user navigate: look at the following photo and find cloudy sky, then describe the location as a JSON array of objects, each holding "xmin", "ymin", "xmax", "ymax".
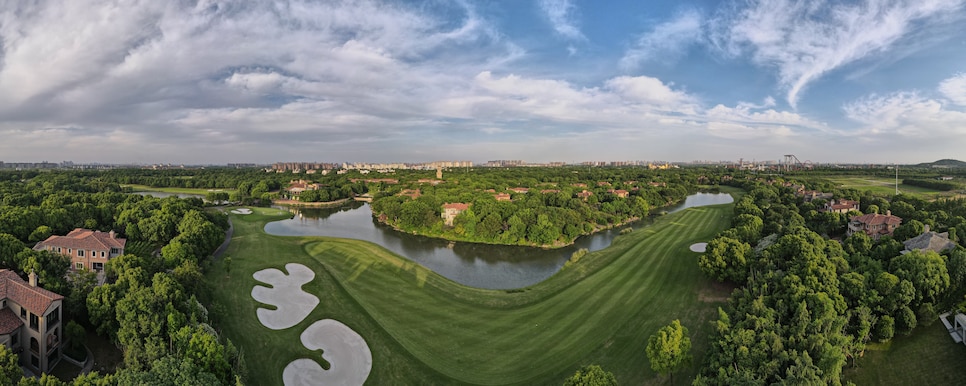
[{"xmin": 1, "ymin": 0, "xmax": 965, "ymax": 165}]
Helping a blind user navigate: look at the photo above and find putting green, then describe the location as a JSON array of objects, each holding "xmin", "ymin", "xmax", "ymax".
[{"xmin": 214, "ymin": 199, "xmax": 736, "ymax": 385}]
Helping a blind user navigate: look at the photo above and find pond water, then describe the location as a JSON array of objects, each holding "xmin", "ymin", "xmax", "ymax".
[
  {"xmin": 264, "ymin": 192, "xmax": 734, "ymax": 289},
  {"xmin": 132, "ymin": 191, "xmax": 204, "ymax": 199}
]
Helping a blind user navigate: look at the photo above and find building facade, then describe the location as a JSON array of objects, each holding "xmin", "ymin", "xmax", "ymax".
[
  {"xmin": 34, "ymin": 228, "xmax": 126, "ymax": 272},
  {"xmin": 0, "ymin": 270, "xmax": 64, "ymax": 374},
  {"xmin": 847, "ymin": 211, "xmax": 902, "ymax": 240}
]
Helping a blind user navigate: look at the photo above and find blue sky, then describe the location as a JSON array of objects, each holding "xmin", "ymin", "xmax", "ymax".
[{"xmin": 1, "ymin": 0, "xmax": 965, "ymax": 164}]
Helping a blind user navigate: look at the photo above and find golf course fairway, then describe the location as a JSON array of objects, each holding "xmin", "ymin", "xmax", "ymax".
[{"xmin": 208, "ymin": 194, "xmax": 736, "ymax": 385}]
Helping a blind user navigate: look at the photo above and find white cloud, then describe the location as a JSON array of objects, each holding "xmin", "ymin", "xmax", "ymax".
[
  {"xmin": 843, "ymin": 91, "xmax": 966, "ymax": 137},
  {"xmin": 620, "ymin": 9, "xmax": 703, "ymax": 71},
  {"xmin": 711, "ymin": 0, "xmax": 965, "ymax": 107},
  {"xmin": 939, "ymin": 73, "xmax": 966, "ymax": 106},
  {"xmin": 538, "ymin": 0, "xmax": 585, "ymax": 40},
  {"xmin": 603, "ymin": 76, "xmax": 698, "ymax": 112}
]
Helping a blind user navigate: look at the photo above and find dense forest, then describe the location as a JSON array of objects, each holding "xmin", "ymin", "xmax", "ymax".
[
  {"xmin": 695, "ymin": 177, "xmax": 966, "ymax": 385},
  {"xmin": 0, "ymin": 171, "xmax": 238, "ymax": 385}
]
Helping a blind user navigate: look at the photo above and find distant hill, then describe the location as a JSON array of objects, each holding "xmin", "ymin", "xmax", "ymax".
[{"xmin": 916, "ymin": 159, "xmax": 966, "ymax": 168}]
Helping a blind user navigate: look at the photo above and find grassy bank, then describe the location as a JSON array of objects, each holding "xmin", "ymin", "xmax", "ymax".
[{"xmin": 208, "ymin": 196, "xmax": 736, "ymax": 385}]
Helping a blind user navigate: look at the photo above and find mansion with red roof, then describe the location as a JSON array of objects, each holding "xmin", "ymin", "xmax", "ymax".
[
  {"xmin": 0, "ymin": 270, "xmax": 64, "ymax": 374},
  {"xmin": 847, "ymin": 211, "xmax": 902, "ymax": 240},
  {"xmin": 441, "ymin": 203, "xmax": 470, "ymax": 226},
  {"xmin": 34, "ymin": 228, "xmax": 126, "ymax": 272}
]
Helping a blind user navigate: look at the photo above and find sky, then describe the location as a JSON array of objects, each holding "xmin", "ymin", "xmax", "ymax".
[{"xmin": 1, "ymin": 0, "xmax": 965, "ymax": 165}]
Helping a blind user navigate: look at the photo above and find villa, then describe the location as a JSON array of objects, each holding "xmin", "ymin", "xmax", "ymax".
[
  {"xmin": 34, "ymin": 228, "xmax": 126, "ymax": 272},
  {"xmin": 847, "ymin": 211, "xmax": 902, "ymax": 241},
  {"xmin": 0, "ymin": 270, "xmax": 63, "ymax": 374},
  {"xmin": 822, "ymin": 199, "xmax": 860, "ymax": 214},
  {"xmin": 441, "ymin": 203, "xmax": 470, "ymax": 226}
]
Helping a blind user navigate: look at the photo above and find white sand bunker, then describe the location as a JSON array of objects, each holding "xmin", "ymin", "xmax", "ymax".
[
  {"xmin": 252, "ymin": 263, "xmax": 320, "ymax": 330},
  {"xmin": 283, "ymin": 319, "xmax": 373, "ymax": 386},
  {"xmin": 231, "ymin": 208, "xmax": 253, "ymax": 214},
  {"xmin": 690, "ymin": 243, "xmax": 708, "ymax": 253}
]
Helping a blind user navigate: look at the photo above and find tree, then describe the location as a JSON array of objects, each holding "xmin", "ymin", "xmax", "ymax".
[
  {"xmin": 0, "ymin": 344, "xmax": 22, "ymax": 385},
  {"xmin": 873, "ymin": 315, "xmax": 895, "ymax": 342},
  {"xmin": 698, "ymin": 236, "xmax": 751, "ymax": 283},
  {"xmin": 562, "ymin": 364, "xmax": 618, "ymax": 386},
  {"xmin": 890, "ymin": 250, "xmax": 950, "ymax": 306},
  {"xmin": 892, "ymin": 220, "xmax": 924, "ymax": 242},
  {"xmin": 646, "ymin": 320, "xmax": 692, "ymax": 383},
  {"xmin": 65, "ymin": 320, "xmax": 87, "ymax": 353}
]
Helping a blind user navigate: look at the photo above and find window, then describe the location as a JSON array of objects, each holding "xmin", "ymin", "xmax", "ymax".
[
  {"xmin": 57, "ymin": 247, "xmax": 61, "ymax": 253},
  {"xmin": 29, "ymin": 313, "xmax": 38, "ymax": 331},
  {"xmin": 20, "ymin": 307, "xmax": 26, "ymax": 319},
  {"xmin": 47, "ymin": 307, "xmax": 59, "ymax": 327},
  {"xmin": 78, "ymin": 250, "xmax": 84, "ymax": 257},
  {"xmin": 30, "ymin": 338, "xmax": 39, "ymax": 355},
  {"xmin": 75, "ymin": 262, "xmax": 83, "ymax": 270},
  {"xmin": 100, "ymin": 251, "xmax": 105, "ymax": 258},
  {"xmin": 30, "ymin": 355, "xmax": 38, "ymax": 368},
  {"xmin": 11, "ymin": 332, "xmax": 17, "ymax": 346}
]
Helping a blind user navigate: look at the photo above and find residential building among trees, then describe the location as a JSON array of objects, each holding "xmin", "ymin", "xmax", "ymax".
[
  {"xmin": 847, "ymin": 211, "xmax": 902, "ymax": 241},
  {"xmin": 34, "ymin": 228, "xmax": 126, "ymax": 272},
  {"xmin": 0, "ymin": 270, "xmax": 63, "ymax": 374}
]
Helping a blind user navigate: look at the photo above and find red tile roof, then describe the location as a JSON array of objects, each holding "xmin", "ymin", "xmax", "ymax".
[
  {"xmin": 494, "ymin": 193, "xmax": 512, "ymax": 201},
  {"xmin": 35, "ymin": 228, "xmax": 125, "ymax": 253},
  {"xmin": 0, "ymin": 270, "xmax": 63, "ymax": 316},
  {"xmin": 442, "ymin": 203, "xmax": 470, "ymax": 210},
  {"xmin": 0, "ymin": 308, "xmax": 23, "ymax": 335},
  {"xmin": 850, "ymin": 213, "xmax": 902, "ymax": 226}
]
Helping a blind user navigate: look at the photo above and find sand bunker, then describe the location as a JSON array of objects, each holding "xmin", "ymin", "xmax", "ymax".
[
  {"xmin": 231, "ymin": 208, "xmax": 253, "ymax": 214},
  {"xmin": 252, "ymin": 263, "xmax": 320, "ymax": 330},
  {"xmin": 283, "ymin": 319, "xmax": 372, "ymax": 386},
  {"xmin": 689, "ymin": 243, "xmax": 708, "ymax": 253}
]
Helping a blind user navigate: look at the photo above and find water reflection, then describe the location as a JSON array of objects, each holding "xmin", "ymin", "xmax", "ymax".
[
  {"xmin": 132, "ymin": 191, "xmax": 204, "ymax": 199},
  {"xmin": 264, "ymin": 192, "xmax": 733, "ymax": 289}
]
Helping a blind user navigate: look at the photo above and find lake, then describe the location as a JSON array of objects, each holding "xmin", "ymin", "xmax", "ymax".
[{"xmin": 264, "ymin": 192, "xmax": 734, "ymax": 289}]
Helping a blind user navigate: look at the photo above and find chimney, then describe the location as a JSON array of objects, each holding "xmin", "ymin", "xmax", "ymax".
[
  {"xmin": 109, "ymin": 230, "xmax": 116, "ymax": 238},
  {"xmin": 886, "ymin": 210, "xmax": 891, "ymax": 216},
  {"xmin": 28, "ymin": 271, "xmax": 37, "ymax": 287}
]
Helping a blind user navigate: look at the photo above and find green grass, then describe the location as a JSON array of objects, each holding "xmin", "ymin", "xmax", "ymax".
[
  {"xmin": 122, "ymin": 184, "xmax": 237, "ymax": 196},
  {"xmin": 208, "ymin": 200, "xmax": 736, "ymax": 385},
  {"xmin": 844, "ymin": 322, "xmax": 966, "ymax": 385},
  {"xmin": 823, "ymin": 176, "xmax": 955, "ymax": 199}
]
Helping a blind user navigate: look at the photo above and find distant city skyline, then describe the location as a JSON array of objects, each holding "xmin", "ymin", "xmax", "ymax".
[{"xmin": 1, "ymin": 1, "xmax": 965, "ymax": 164}]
